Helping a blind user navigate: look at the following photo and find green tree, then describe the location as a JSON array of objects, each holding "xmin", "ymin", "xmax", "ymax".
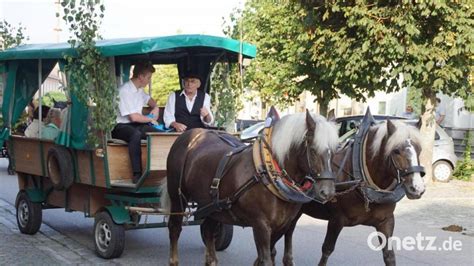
[
  {"xmin": 0, "ymin": 20, "xmax": 28, "ymax": 50},
  {"xmin": 298, "ymin": 0, "xmax": 473, "ymax": 181},
  {"xmin": 150, "ymin": 65, "xmax": 180, "ymax": 106},
  {"xmin": 226, "ymin": 0, "xmax": 375, "ymax": 116}
]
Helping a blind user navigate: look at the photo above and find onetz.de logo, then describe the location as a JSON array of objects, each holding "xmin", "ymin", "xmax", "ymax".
[{"xmin": 367, "ymin": 232, "xmax": 463, "ymax": 251}]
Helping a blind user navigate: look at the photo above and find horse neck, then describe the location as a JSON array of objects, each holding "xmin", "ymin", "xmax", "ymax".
[{"xmin": 365, "ymin": 129, "xmax": 396, "ymax": 189}]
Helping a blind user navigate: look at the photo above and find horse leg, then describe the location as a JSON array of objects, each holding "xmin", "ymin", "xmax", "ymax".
[
  {"xmin": 168, "ymin": 213, "xmax": 183, "ymax": 266},
  {"xmin": 375, "ymin": 215, "xmax": 396, "ymax": 266},
  {"xmin": 318, "ymin": 219, "xmax": 344, "ymax": 266},
  {"xmin": 252, "ymin": 223, "xmax": 273, "ymax": 266},
  {"xmin": 201, "ymin": 218, "xmax": 219, "ymax": 266},
  {"xmin": 282, "ymin": 216, "xmax": 299, "ymax": 266}
]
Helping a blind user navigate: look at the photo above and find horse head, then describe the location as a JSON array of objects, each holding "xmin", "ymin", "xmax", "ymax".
[
  {"xmin": 370, "ymin": 120, "xmax": 426, "ymax": 199},
  {"xmin": 271, "ymin": 110, "xmax": 339, "ymax": 203}
]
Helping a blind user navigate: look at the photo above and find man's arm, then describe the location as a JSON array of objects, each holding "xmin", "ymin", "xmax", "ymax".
[
  {"xmin": 147, "ymin": 97, "xmax": 159, "ymax": 118},
  {"xmin": 201, "ymin": 94, "xmax": 214, "ymax": 126},
  {"xmin": 163, "ymin": 92, "xmax": 176, "ymax": 128},
  {"xmin": 129, "ymin": 113, "xmax": 156, "ymax": 124}
]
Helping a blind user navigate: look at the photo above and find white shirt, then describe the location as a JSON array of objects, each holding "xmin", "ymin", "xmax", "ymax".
[
  {"xmin": 163, "ymin": 90, "xmax": 214, "ymax": 128},
  {"xmin": 24, "ymin": 119, "xmax": 44, "ymax": 138},
  {"xmin": 116, "ymin": 81, "xmax": 151, "ymax": 124}
]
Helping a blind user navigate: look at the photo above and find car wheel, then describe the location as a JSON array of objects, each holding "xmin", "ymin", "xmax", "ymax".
[{"xmin": 433, "ymin": 160, "xmax": 453, "ymax": 183}]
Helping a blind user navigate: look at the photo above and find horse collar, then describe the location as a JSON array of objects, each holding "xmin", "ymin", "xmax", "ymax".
[{"xmin": 252, "ymin": 126, "xmax": 317, "ymax": 204}]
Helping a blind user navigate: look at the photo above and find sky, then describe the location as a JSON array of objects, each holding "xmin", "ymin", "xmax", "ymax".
[{"xmin": 0, "ymin": 0, "xmax": 244, "ymax": 44}]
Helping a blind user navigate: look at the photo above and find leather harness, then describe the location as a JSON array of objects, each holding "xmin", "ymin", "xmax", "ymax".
[
  {"xmin": 346, "ymin": 109, "xmax": 425, "ymax": 204},
  {"xmin": 193, "ymin": 121, "xmax": 327, "ymax": 220}
]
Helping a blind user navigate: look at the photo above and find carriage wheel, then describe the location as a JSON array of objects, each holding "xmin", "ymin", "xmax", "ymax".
[
  {"xmin": 47, "ymin": 146, "xmax": 74, "ymax": 190},
  {"xmin": 93, "ymin": 211, "xmax": 125, "ymax": 259},
  {"xmin": 15, "ymin": 191, "xmax": 42, "ymax": 235},
  {"xmin": 200, "ymin": 222, "xmax": 234, "ymax": 251}
]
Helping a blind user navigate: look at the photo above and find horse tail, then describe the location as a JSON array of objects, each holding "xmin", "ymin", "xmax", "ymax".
[{"xmin": 160, "ymin": 181, "xmax": 171, "ymax": 214}]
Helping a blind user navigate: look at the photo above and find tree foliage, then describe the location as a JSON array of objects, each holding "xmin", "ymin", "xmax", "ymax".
[
  {"xmin": 59, "ymin": 0, "xmax": 117, "ymax": 147},
  {"xmin": 0, "ymin": 20, "xmax": 28, "ymax": 50},
  {"xmin": 227, "ymin": 1, "xmax": 473, "ymax": 117},
  {"xmin": 150, "ymin": 65, "xmax": 180, "ymax": 106}
]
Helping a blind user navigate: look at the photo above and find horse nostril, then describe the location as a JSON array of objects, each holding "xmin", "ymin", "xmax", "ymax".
[{"xmin": 320, "ymin": 189, "xmax": 328, "ymax": 199}]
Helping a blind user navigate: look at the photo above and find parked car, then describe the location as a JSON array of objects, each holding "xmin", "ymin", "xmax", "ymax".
[
  {"xmin": 335, "ymin": 115, "xmax": 457, "ymax": 182},
  {"xmin": 240, "ymin": 121, "xmax": 265, "ymax": 141}
]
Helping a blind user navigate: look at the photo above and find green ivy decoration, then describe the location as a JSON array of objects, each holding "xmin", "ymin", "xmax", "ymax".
[
  {"xmin": 211, "ymin": 62, "xmax": 243, "ymax": 131},
  {"xmin": 58, "ymin": 0, "xmax": 117, "ymax": 147}
]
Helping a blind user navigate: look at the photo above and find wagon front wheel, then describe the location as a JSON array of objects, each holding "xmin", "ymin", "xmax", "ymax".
[
  {"xmin": 93, "ymin": 211, "xmax": 125, "ymax": 259},
  {"xmin": 15, "ymin": 191, "xmax": 42, "ymax": 234}
]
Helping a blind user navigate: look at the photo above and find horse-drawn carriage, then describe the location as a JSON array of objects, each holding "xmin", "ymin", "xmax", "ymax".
[
  {"xmin": 1, "ymin": 34, "xmax": 428, "ymax": 265},
  {"xmin": 0, "ymin": 35, "xmax": 256, "ymax": 258}
]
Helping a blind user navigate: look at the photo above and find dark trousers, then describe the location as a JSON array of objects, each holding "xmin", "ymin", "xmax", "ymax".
[{"xmin": 111, "ymin": 123, "xmax": 159, "ymax": 175}]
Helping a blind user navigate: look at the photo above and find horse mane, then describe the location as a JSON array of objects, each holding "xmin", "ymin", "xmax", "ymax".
[
  {"xmin": 271, "ymin": 113, "xmax": 339, "ymax": 166},
  {"xmin": 370, "ymin": 120, "xmax": 422, "ymax": 159}
]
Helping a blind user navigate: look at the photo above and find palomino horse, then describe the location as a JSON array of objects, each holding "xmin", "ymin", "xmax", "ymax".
[
  {"xmin": 283, "ymin": 119, "xmax": 426, "ymax": 266},
  {"xmin": 164, "ymin": 111, "xmax": 339, "ymax": 265}
]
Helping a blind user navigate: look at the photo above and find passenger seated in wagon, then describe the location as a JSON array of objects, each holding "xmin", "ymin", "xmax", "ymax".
[
  {"xmin": 163, "ymin": 73, "xmax": 214, "ymax": 132},
  {"xmin": 24, "ymin": 105, "xmax": 51, "ymax": 138},
  {"xmin": 41, "ymin": 108, "xmax": 62, "ymax": 140},
  {"xmin": 111, "ymin": 62, "xmax": 161, "ymax": 183}
]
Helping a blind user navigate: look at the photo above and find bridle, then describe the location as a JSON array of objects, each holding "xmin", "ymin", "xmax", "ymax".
[
  {"xmin": 389, "ymin": 142, "xmax": 426, "ymax": 184},
  {"xmin": 304, "ymin": 130, "xmax": 335, "ymax": 184}
]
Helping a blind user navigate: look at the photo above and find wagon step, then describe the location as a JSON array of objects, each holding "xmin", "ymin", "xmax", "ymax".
[{"xmin": 110, "ymin": 180, "xmax": 137, "ymax": 188}]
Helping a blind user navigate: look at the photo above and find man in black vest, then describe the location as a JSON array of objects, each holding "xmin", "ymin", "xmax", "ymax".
[{"xmin": 163, "ymin": 73, "xmax": 214, "ymax": 132}]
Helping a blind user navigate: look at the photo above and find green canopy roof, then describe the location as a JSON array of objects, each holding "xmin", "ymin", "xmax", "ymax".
[{"xmin": 0, "ymin": 34, "xmax": 257, "ymax": 60}]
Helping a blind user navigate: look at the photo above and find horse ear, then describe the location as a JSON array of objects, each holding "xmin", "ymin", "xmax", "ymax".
[
  {"xmin": 387, "ymin": 119, "xmax": 397, "ymax": 136},
  {"xmin": 306, "ymin": 109, "xmax": 316, "ymax": 133}
]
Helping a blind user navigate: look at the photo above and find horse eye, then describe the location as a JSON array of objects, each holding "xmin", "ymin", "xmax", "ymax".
[{"xmin": 393, "ymin": 149, "xmax": 400, "ymax": 155}]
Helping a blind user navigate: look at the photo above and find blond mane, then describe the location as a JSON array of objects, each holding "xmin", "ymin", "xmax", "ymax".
[
  {"xmin": 271, "ymin": 113, "xmax": 339, "ymax": 166},
  {"xmin": 370, "ymin": 120, "xmax": 422, "ymax": 158}
]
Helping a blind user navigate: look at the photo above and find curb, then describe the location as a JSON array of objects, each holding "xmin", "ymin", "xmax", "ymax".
[{"xmin": 0, "ymin": 198, "xmax": 106, "ymax": 264}]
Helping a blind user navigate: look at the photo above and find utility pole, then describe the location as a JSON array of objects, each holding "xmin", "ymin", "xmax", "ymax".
[{"xmin": 53, "ymin": 0, "xmax": 62, "ymax": 43}]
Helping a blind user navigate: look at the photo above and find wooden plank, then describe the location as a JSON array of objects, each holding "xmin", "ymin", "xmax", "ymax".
[
  {"xmin": 149, "ymin": 134, "xmax": 179, "ymax": 171},
  {"xmin": 11, "ymin": 136, "xmax": 43, "ymax": 176},
  {"xmin": 76, "ymin": 150, "xmax": 92, "ymax": 185}
]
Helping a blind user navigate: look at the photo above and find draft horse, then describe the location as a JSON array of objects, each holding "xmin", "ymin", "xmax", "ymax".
[
  {"xmin": 164, "ymin": 111, "xmax": 339, "ymax": 265},
  {"xmin": 283, "ymin": 119, "xmax": 426, "ymax": 266}
]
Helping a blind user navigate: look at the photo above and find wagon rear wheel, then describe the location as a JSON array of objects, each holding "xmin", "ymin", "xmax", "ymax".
[
  {"xmin": 15, "ymin": 191, "xmax": 42, "ymax": 234},
  {"xmin": 200, "ymin": 222, "xmax": 233, "ymax": 251},
  {"xmin": 93, "ymin": 211, "xmax": 125, "ymax": 259}
]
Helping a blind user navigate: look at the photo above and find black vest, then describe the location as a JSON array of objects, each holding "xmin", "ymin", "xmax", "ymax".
[{"xmin": 175, "ymin": 90, "xmax": 206, "ymax": 129}]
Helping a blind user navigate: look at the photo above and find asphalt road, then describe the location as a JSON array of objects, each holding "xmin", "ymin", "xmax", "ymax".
[{"xmin": 0, "ymin": 158, "xmax": 472, "ymax": 265}]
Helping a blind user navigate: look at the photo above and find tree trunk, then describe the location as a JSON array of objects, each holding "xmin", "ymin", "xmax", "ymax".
[{"xmin": 419, "ymin": 91, "xmax": 437, "ymax": 184}]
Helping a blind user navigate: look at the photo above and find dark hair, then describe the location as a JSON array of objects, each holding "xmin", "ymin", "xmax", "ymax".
[
  {"xmin": 33, "ymin": 106, "xmax": 51, "ymax": 120},
  {"xmin": 132, "ymin": 62, "xmax": 155, "ymax": 78}
]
